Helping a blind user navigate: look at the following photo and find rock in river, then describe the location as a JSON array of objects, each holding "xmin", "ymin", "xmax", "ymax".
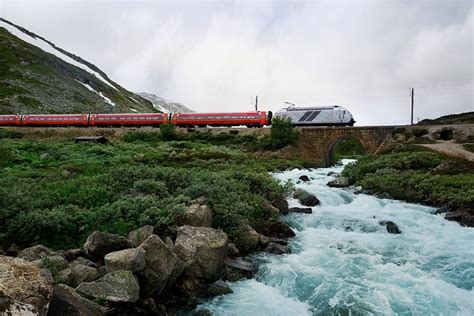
[
  {"xmin": 379, "ymin": 220, "xmax": 402, "ymax": 234},
  {"xmin": 293, "ymin": 188, "xmax": 320, "ymax": 206}
]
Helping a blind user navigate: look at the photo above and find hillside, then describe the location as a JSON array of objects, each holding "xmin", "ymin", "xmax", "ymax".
[
  {"xmin": 418, "ymin": 111, "xmax": 474, "ymax": 125},
  {"xmin": 138, "ymin": 92, "xmax": 193, "ymax": 113},
  {"xmin": 0, "ymin": 18, "xmax": 157, "ymax": 114}
]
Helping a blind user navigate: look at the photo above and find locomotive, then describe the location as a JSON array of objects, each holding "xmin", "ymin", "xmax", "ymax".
[
  {"xmin": 275, "ymin": 105, "xmax": 355, "ymax": 126},
  {"xmin": 0, "ymin": 106, "xmax": 355, "ymax": 127}
]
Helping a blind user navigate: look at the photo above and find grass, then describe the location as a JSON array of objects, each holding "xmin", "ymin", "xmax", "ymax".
[
  {"xmin": 342, "ymin": 147, "xmax": 474, "ymax": 213},
  {"xmin": 0, "ymin": 130, "xmax": 302, "ymax": 250}
]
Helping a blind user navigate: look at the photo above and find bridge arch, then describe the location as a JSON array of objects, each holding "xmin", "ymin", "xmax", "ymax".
[{"xmin": 325, "ymin": 135, "xmax": 367, "ymax": 166}]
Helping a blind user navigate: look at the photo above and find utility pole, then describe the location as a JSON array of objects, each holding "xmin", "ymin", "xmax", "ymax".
[
  {"xmin": 255, "ymin": 95, "xmax": 258, "ymax": 111},
  {"xmin": 410, "ymin": 88, "xmax": 414, "ymax": 125}
]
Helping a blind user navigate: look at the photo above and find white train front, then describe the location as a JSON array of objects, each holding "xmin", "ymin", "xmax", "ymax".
[{"xmin": 275, "ymin": 105, "xmax": 355, "ymax": 126}]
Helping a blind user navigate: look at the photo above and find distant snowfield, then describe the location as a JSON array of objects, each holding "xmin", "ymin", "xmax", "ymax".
[
  {"xmin": 75, "ymin": 80, "xmax": 116, "ymax": 107},
  {"xmin": 1, "ymin": 20, "xmax": 118, "ymax": 91}
]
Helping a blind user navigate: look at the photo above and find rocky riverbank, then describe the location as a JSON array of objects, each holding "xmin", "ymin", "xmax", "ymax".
[
  {"xmin": 0, "ymin": 196, "xmax": 300, "ymax": 315},
  {"xmin": 337, "ymin": 148, "xmax": 474, "ymax": 227}
]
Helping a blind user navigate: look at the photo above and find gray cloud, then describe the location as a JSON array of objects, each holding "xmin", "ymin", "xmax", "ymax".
[{"xmin": 2, "ymin": 0, "xmax": 473, "ymax": 125}]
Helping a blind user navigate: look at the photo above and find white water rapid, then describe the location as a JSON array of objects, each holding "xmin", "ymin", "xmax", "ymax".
[{"xmin": 198, "ymin": 160, "xmax": 474, "ymax": 315}]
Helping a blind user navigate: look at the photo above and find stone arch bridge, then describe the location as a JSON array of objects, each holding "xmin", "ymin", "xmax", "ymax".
[{"xmin": 279, "ymin": 126, "xmax": 395, "ymax": 166}]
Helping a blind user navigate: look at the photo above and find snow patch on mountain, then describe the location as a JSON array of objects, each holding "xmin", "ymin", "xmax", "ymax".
[
  {"xmin": 0, "ymin": 19, "xmax": 118, "ymax": 91},
  {"xmin": 138, "ymin": 92, "xmax": 193, "ymax": 113},
  {"xmin": 75, "ymin": 80, "xmax": 116, "ymax": 107}
]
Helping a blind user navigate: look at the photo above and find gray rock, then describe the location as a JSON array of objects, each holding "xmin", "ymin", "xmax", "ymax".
[
  {"xmin": 165, "ymin": 236, "xmax": 174, "ymax": 249},
  {"xmin": 265, "ymin": 242, "xmax": 291, "ymax": 255},
  {"xmin": 272, "ymin": 199, "xmax": 289, "ymax": 214},
  {"xmin": 327, "ymin": 176, "xmax": 351, "ymax": 188},
  {"xmin": 76, "ymin": 270, "xmax": 140, "ymax": 303},
  {"xmin": 182, "ymin": 203, "xmax": 213, "ymax": 227},
  {"xmin": 128, "ymin": 225, "xmax": 154, "ymax": 247},
  {"xmin": 299, "ymin": 175, "xmax": 310, "ymax": 182},
  {"xmin": 232, "ymin": 224, "xmax": 260, "ymax": 254},
  {"xmin": 48, "ymin": 284, "xmax": 108, "ymax": 316},
  {"xmin": 33, "ymin": 255, "xmax": 69, "ymax": 272},
  {"xmin": 137, "ymin": 235, "xmax": 182, "ymax": 296},
  {"xmin": 293, "ymin": 188, "xmax": 320, "ymax": 206},
  {"xmin": 208, "ymin": 279, "xmax": 233, "ymax": 296},
  {"xmin": 40, "ymin": 268, "xmax": 55, "ymax": 284},
  {"xmin": 288, "ymin": 207, "xmax": 313, "ymax": 214},
  {"xmin": 0, "ymin": 256, "xmax": 53, "ymax": 315},
  {"xmin": 18, "ymin": 244, "xmax": 57, "ymax": 262},
  {"xmin": 104, "ymin": 248, "xmax": 146, "ymax": 273},
  {"xmin": 67, "ymin": 264, "xmax": 100, "ymax": 288},
  {"xmin": 174, "ymin": 225, "xmax": 228, "ymax": 281},
  {"xmin": 6, "ymin": 243, "xmax": 20, "ymax": 256},
  {"xmin": 63, "ymin": 248, "xmax": 84, "ymax": 261},
  {"xmin": 379, "ymin": 221, "xmax": 402, "ymax": 234},
  {"xmin": 224, "ymin": 257, "xmax": 254, "ymax": 281},
  {"xmin": 254, "ymin": 219, "xmax": 295, "ymax": 239},
  {"xmin": 226, "ymin": 243, "xmax": 240, "ymax": 257},
  {"xmin": 69, "ymin": 257, "xmax": 96, "ymax": 268},
  {"xmin": 83, "ymin": 231, "xmax": 132, "ymax": 260},
  {"xmin": 263, "ymin": 201, "xmax": 279, "ymax": 218}
]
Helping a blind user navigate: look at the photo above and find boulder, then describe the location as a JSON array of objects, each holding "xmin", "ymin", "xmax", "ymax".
[
  {"xmin": 327, "ymin": 171, "xmax": 337, "ymax": 176},
  {"xmin": 59, "ymin": 264, "xmax": 100, "ymax": 288},
  {"xmin": 379, "ymin": 221, "xmax": 402, "ymax": 234},
  {"xmin": 6, "ymin": 243, "xmax": 20, "ymax": 256},
  {"xmin": 327, "ymin": 176, "xmax": 351, "ymax": 188},
  {"xmin": 165, "ymin": 236, "xmax": 174, "ymax": 249},
  {"xmin": 231, "ymin": 224, "xmax": 260, "ymax": 254},
  {"xmin": 262, "ymin": 201, "xmax": 279, "ymax": 218},
  {"xmin": 83, "ymin": 231, "xmax": 132, "ymax": 260},
  {"xmin": 293, "ymin": 188, "xmax": 320, "ymax": 206},
  {"xmin": 224, "ymin": 257, "xmax": 254, "ymax": 281},
  {"xmin": 69, "ymin": 257, "xmax": 96, "ymax": 268},
  {"xmin": 288, "ymin": 207, "xmax": 313, "ymax": 214},
  {"xmin": 18, "ymin": 244, "xmax": 57, "ymax": 262},
  {"xmin": 174, "ymin": 226, "xmax": 228, "ymax": 281},
  {"xmin": 182, "ymin": 202, "xmax": 213, "ymax": 228},
  {"xmin": 444, "ymin": 210, "xmax": 465, "ymax": 222},
  {"xmin": 298, "ymin": 175, "xmax": 310, "ymax": 182},
  {"xmin": 0, "ymin": 256, "xmax": 53, "ymax": 315},
  {"xmin": 47, "ymin": 284, "xmax": 108, "ymax": 316},
  {"xmin": 254, "ymin": 219, "xmax": 295, "ymax": 239},
  {"xmin": 33, "ymin": 255, "xmax": 69, "ymax": 272},
  {"xmin": 208, "ymin": 280, "xmax": 233, "ymax": 296},
  {"xmin": 63, "ymin": 248, "xmax": 84, "ymax": 262},
  {"xmin": 104, "ymin": 248, "xmax": 146, "ymax": 273},
  {"xmin": 461, "ymin": 214, "xmax": 474, "ymax": 227},
  {"xmin": 272, "ymin": 199, "xmax": 289, "ymax": 214},
  {"xmin": 265, "ymin": 242, "xmax": 291, "ymax": 255},
  {"xmin": 128, "ymin": 225, "xmax": 154, "ymax": 247},
  {"xmin": 137, "ymin": 234, "xmax": 182, "ymax": 297},
  {"xmin": 226, "ymin": 243, "xmax": 240, "ymax": 257},
  {"xmin": 75, "ymin": 270, "xmax": 140, "ymax": 304}
]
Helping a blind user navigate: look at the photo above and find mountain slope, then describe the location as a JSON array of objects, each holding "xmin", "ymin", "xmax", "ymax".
[
  {"xmin": 137, "ymin": 92, "xmax": 193, "ymax": 113},
  {"xmin": 0, "ymin": 18, "xmax": 157, "ymax": 114},
  {"xmin": 418, "ymin": 112, "xmax": 474, "ymax": 125}
]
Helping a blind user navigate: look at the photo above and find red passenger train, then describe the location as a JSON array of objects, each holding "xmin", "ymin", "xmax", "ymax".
[{"xmin": 0, "ymin": 111, "xmax": 273, "ymax": 128}]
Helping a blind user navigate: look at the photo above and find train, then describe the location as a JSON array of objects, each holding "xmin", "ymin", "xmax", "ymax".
[{"xmin": 0, "ymin": 106, "xmax": 355, "ymax": 128}]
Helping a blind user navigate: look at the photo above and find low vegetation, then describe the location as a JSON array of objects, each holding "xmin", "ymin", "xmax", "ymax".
[
  {"xmin": 0, "ymin": 125, "xmax": 302, "ymax": 250},
  {"xmin": 342, "ymin": 146, "xmax": 474, "ymax": 212}
]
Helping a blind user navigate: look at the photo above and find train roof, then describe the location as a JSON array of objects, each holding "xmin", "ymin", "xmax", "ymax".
[{"xmin": 280, "ymin": 105, "xmax": 343, "ymax": 111}]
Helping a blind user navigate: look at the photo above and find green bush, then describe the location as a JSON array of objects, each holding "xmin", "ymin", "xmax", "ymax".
[
  {"xmin": 122, "ymin": 131, "xmax": 161, "ymax": 142},
  {"xmin": 261, "ymin": 117, "xmax": 299, "ymax": 150},
  {"xmin": 0, "ymin": 129, "xmax": 24, "ymax": 139},
  {"xmin": 160, "ymin": 123, "xmax": 178, "ymax": 141}
]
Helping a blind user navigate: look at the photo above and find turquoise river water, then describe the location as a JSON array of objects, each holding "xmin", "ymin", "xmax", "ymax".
[{"xmin": 197, "ymin": 160, "xmax": 474, "ymax": 315}]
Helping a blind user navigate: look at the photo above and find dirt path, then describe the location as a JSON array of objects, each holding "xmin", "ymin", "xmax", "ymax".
[{"xmin": 421, "ymin": 141, "xmax": 474, "ymax": 162}]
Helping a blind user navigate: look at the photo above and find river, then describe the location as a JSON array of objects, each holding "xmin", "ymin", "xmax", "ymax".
[{"xmin": 197, "ymin": 160, "xmax": 474, "ymax": 315}]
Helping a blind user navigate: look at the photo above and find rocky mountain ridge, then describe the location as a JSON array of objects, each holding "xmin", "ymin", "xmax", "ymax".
[{"xmin": 0, "ymin": 18, "xmax": 188, "ymax": 115}]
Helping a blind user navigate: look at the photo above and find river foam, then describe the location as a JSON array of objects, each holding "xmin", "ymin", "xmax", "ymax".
[{"xmin": 199, "ymin": 160, "xmax": 474, "ymax": 315}]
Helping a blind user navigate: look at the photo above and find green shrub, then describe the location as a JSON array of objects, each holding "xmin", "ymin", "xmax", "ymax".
[
  {"xmin": 0, "ymin": 129, "xmax": 24, "ymax": 139},
  {"xmin": 261, "ymin": 117, "xmax": 299, "ymax": 150},
  {"xmin": 160, "ymin": 123, "xmax": 178, "ymax": 141},
  {"xmin": 122, "ymin": 131, "xmax": 161, "ymax": 142}
]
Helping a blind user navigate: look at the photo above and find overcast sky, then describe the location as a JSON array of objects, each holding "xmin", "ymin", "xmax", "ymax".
[{"xmin": 1, "ymin": 0, "xmax": 473, "ymax": 125}]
